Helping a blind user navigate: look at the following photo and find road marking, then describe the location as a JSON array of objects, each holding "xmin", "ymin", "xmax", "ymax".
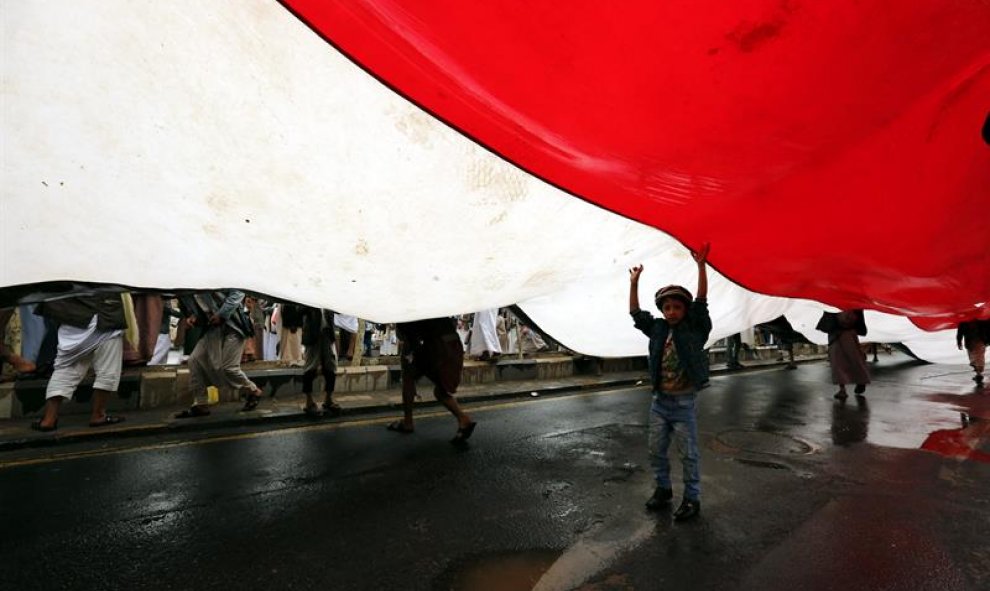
[
  {"xmin": 0, "ymin": 386, "xmax": 638, "ymax": 470},
  {"xmin": 533, "ymin": 520, "xmax": 655, "ymax": 591}
]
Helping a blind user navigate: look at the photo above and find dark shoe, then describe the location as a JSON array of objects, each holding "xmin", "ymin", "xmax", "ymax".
[
  {"xmin": 30, "ymin": 419, "xmax": 58, "ymax": 432},
  {"xmin": 450, "ymin": 421, "xmax": 478, "ymax": 445},
  {"xmin": 785, "ymin": 363, "xmax": 797, "ymax": 370},
  {"xmin": 834, "ymin": 391, "xmax": 848, "ymax": 401},
  {"xmin": 645, "ymin": 486, "xmax": 673, "ymax": 511},
  {"xmin": 303, "ymin": 404, "xmax": 324, "ymax": 418},
  {"xmin": 854, "ymin": 384, "xmax": 866, "ymax": 394},
  {"xmin": 386, "ymin": 420, "xmax": 415, "ymax": 434},
  {"xmin": 974, "ymin": 375, "xmax": 984, "ymax": 388},
  {"xmin": 322, "ymin": 401, "xmax": 343, "ymax": 417},
  {"xmin": 673, "ymin": 498, "xmax": 701, "ymax": 522},
  {"xmin": 175, "ymin": 405, "xmax": 211, "ymax": 419}
]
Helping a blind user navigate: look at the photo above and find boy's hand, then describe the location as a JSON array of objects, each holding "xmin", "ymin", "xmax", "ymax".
[
  {"xmin": 691, "ymin": 242, "xmax": 711, "ymax": 266},
  {"xmin": 629, "ymin": 265, "xmax": 644, "ymax": 283}
]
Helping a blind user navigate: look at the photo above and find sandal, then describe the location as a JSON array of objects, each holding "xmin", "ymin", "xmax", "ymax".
[
  {"xmin": 30, "ymin": 419, "xmax": 58, "ymax": 432},
  {"xmin": 175, "ymin": 405, "xmax": 211, "ymax": 419},
  {"xmin": 386, "ymin": 420, "xmax": 415, "ymax": 434},
  {"xmin": 241, "ymin": 390, "xmax": 263, "ymax": 411},
  {"xmin": 89, "ymin": 415, "xmax": 125, "ymax": 428},
  {"xmin": 450, "ymin": 421, "xmax": 478, "ymax": 445}
]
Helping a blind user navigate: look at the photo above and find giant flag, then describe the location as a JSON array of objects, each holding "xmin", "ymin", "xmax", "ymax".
[{"xmin": 2, "ymin": 1, "xmax": 988, "ymax": 361}]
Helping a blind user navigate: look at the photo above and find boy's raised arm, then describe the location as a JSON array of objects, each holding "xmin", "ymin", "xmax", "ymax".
[
  {"xmin": 629, "ymin": 265, "xmax": 644, "ymax": 313},
  {"xmin": 691, "ymin": 243, "xmax": 710, "ymax": 300}
]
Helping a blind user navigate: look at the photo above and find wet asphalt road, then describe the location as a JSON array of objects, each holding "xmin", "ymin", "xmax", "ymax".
[{"xmin": 1, "ymin": 355, "xmax": 988, "ymax": 591}]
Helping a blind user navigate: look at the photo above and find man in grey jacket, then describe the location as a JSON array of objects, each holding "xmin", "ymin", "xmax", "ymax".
[{"xmin": 175, "ymin": 290, "xmax": 263, "ymax": 418}]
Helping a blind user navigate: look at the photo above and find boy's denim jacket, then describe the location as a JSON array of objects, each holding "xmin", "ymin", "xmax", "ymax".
[{"xmin": 631, "ymin": 298, "xmax": 712, "ymax": 394}]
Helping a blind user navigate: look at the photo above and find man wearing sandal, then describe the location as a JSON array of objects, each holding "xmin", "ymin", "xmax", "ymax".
[
  {"xmin": 175, "ymin": 290, "xmax": 263, "ymax": 418},
  {"xmin": 387, "ymin": 317, "xmax": 477, "ymax": 445},
  {"xmin": 299, "ymin": 306, "xmax": 342, "ymax": 417},
  {"xmin": 30, "ymin": 293, "xmax": 128, "ymax": 431}
]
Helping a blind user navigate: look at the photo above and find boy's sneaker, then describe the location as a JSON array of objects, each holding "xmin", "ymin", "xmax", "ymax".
[
  {"xmin": 673, "ymin": 498, "xmax": 701, "ymax": 522},
  {"xmin": 645, "ymin": 487, "xmax": 673, "ymax": 511}
]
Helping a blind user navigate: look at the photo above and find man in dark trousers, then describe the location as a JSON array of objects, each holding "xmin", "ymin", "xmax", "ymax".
[
  {"xmin": 300, "ymin": 307, "xmax": 341, "ymax": 416},
  {"xmin": 387, "ymin": 317, "xmax": 476, "ymax": 445}
]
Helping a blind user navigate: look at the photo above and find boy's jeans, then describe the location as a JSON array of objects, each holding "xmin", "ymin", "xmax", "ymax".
[{"xmin": 649, "ymin": 392, "xmax": 700, "ymax": 501}]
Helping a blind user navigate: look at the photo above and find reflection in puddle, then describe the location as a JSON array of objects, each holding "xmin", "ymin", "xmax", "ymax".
[
  {"xmin": 442, "ymin": 550, "xmax": 561, "ymax": 591},
  {"xmin": 920, "ymin": 413, "xmax": 990, "ymax": 463},
  {"xmin": 830, "ymin": 399, "xmax": 869, "ymax": 446}
]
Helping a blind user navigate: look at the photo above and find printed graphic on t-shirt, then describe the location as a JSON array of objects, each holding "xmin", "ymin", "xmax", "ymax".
[{"xmin": 661, "ymin": 333, "xmax": 691, "ymax": 393}]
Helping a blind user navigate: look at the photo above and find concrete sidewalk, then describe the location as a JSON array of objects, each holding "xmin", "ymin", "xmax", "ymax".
[{"xmin": 0, "ymin": 355, "xmax": 823, "ymax": 452}]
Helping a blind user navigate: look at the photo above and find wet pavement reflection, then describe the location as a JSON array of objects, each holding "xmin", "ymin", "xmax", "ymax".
[
  {"xmin": 830, "ymin": 397, "xmax": 870, "ymax": 446},
  {"xmin": 703, "ymin": 356, "xmax": 989, "ymax": 460},
  {"xmin": 1, "ymin": 353, "xmax": 988, "ymax": 590}
]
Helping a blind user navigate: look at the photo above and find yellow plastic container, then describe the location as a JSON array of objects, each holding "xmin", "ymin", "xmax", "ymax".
[{"xmin": 206, "ymin": 386, "xmax": 219, "ymax": 404}]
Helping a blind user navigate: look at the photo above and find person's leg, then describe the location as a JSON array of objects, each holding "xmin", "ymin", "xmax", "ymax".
[
  {"xmin": 345, "ymin": 330, "xmax": 356, "ymax": 360},
  {"xmin": 35, "ymin": 356, "xmax": 88, "ymax": 429},
  {"xmin": 148, "ymin": 333, "xmax": 172, "ymax": 365},
  {"xmin": 339, "ymin": 331, "xmax": 352, "ymax": 362},
  {"xmin": 179, "ymin": 332, "xmax": 215, "ymax": 415},
  {"xmin": 37, "ymin": 397, "xmax": 64, "ymax": 429},
  {"xmin": 217, "ymin": 332, "xmax": 261, "ymax": 409},
  {"xmin": 18, "ymin": 304, "xmax": 46, "ymax": 364},
  {"xmin": 672, "ymin": 398, "xmax": 701, "ymax": 501},
  {"xmin": 183, "ymin": 325, "xmax": 203, "ymax": 360},
  {"xmin": 434, "ymin": 385, "xmax": 473, "ymax": 430},
  {"xmin": 89, "ymin": 335, "xmax": 124, "ymax": 425},
  {"xmin": 392, "ymin": 366, "xmax": 417, "ymax": 431},
  {"xmin": 646, "ymin": 401, "xmax": 675, "ymax": 510},
  {"xmin": 671, "ymin": 395, "xmax": 701, "ymax": 521},
  {"xmin": 320, "ymin": 334, "xmax": 340, "ymax": 413},
  {"xmin": 89, "ymin": 389, "xmax": 125, "ymax": 426},
  {"xmin": 34, "ymin": 319, "xmax": 59, "ymax": 375},
  {"xmin": 300, "ymin": 339, "xmax": 320, "ymax": 411},
  {"xmin": 970, "ymin": 341, "xmax": 986, "ymax": 386},
  {"xmin": 648, "ymin": 402, "xmax": 674, "ymax": 489},
  {"xmin": 727, "ymin": 334, "xmax": 742, "ymax": 368}
]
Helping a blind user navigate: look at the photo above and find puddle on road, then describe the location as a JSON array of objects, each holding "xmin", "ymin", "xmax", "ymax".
[
  {"xmin": 715, "ymin": 429, "xmax": 815, "ymax": 455},
  {"xmin": 439, "ymin": 550, "xmax": 562, "ymax": 591}
]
